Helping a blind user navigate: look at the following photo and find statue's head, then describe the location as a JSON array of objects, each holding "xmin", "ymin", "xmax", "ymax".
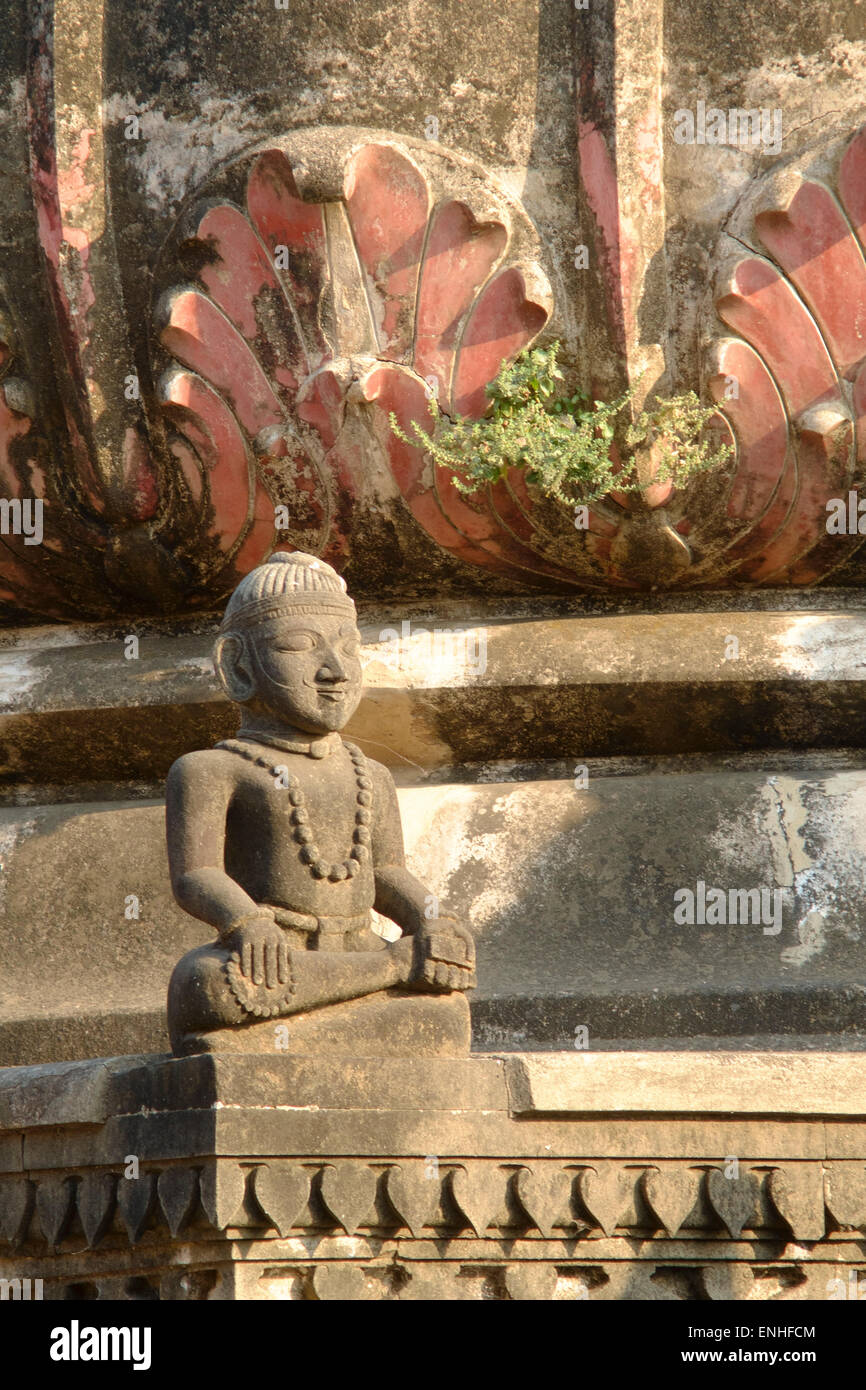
[{"xmin": 214, "ymin": 552, "xmax": 362, "ymax": 734}]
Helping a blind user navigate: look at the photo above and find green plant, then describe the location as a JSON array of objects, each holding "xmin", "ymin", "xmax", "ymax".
[{"xmin": 389, "ymin": 342, "xmax": 732, "ymax": 507}]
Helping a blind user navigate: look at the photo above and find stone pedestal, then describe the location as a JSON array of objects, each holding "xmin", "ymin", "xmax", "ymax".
[{"xmin": 1, "ymin": 1050, "xmax": 865, "ymax": 1300}]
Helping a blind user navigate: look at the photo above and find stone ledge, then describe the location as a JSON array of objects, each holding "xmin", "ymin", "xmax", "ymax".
[
  {"xmin": 3, "ymin": 1051, "xmax": 866, "ymax": 1130},
  {"xmin": 504, "ymin": 1051, "xmax": 866, "ymax": 1116},
  {"xmin": 0, "ymin": 1053, "xmax": 510, "ymax": 1129},
  {"xmin": 1, "ymin": 1051, "xmax": 866, "ymax": 1298},
  {"xmin": 3, "ymin": 609, "xmax": 866, "ymax": 781}
]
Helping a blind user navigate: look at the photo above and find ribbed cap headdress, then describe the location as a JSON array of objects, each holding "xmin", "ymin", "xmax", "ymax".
[{"xmin": 220, "ymin": 552, "xmax": 356, "ymax": 631}]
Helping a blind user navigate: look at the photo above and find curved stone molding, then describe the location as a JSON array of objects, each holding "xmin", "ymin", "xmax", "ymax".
[
  {"xmin": 0, "ymin": 1176, "xmax": 35, "ymax": 1246},
  {"xmin": 824, "ymin": 1162, "xmax": 866, "ymax": 1230},
  {"xmin": 641, "ymin": 1167, "xmax": 701, "ymax": 1238},
  {"xmin": 317, "ymin": 1162, "xmax": 379, "ymax": 1235},
  {"xmin": 76, "ymin": 1170, "xmax": 117, "ymax": 1249},
  {"xmin": 767, "ymin": 1165, "xmax": 826, "ymax": 1243},
  {"xmin": 155, "ymin": 1166, "xmax": 200, "ymax": 1237},
  {"xmin": 514, "ymin": 1166, "xmax": 580, "ymax": 1238},
  {"xmin": 577, "ymin": 1163, "xmax": 636, "ymax": 1236},
  {"xmin": 251, "ymin": 1162, "xmax": 311, "ymax": 1236},
  {"xmin": 116, "ymin": 1171, "xmax": 158, "ymax": 1245}
]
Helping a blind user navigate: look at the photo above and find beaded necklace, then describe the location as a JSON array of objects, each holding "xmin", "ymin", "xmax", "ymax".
[{"xmin": 216, "ymin": 737, "xmax": 372, "ymax": 883}]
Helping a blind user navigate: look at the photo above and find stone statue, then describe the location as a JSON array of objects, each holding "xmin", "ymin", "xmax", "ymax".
[{"xmin": 165, "ymin": 551, "xmax": 476, "ymax": 1056}]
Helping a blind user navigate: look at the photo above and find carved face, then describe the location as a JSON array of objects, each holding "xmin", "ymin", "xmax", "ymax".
[{"xmin": 245, "ymin": 613, "xmax": 363, "ymax": 733}]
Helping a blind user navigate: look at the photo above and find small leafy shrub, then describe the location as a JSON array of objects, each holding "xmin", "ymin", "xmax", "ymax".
[{"xmin": 390, "ymin": 342, "xmax": 732, "ymax": 507}]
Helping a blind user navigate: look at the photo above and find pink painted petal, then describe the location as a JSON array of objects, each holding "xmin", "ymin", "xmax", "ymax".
[
  {"xmin": 577, "ymin": 121, "xmax": 627, "ymax": 355},
  {"xmin": 717, "ymin": 257, "xmax": 839, "ymax": 416},
  {"xmin": 708, "ymin": 339, "xmax": 788, "ymax": 523},
  {"xmin": 345, "ymin": 144, "xmax": 430, "ymax": 361},
  {"xmin": 755, "ymin": 180, "xmax": 866, "ymax": 380},
  {"xmin": 191, "ymin": 204, "xmax": 281, "ymax": 340},
  {"xmin": 245, "ymin": 150, "xmax": 330, "ymax": 366},
  {"xmin": 728, "ymin": 401, "xmax": 851, "ymax": 584},
  {"xmin": 729, "ymin": 462, "xmax": 798, "ymax": 582},
  {"xmin": 188, "ymin": 203, "xmax": 308, "ymax": 401},
  {"xmin": 699, "ymin": 343, "xmax": 796, "ymax": 583},
  {"xmin": 161, "ymin": 368, "xmax": 263, "ymax": 560},
  {"xmin": 233, "ymin": 479, "xmax": 278, "ymax": 575},
  {"xmin": 414, "ymin": 201, "xmax": 507, "ymax": 410},
  {"xmin": 159, "ymin": 288, "xmax": 284, "ymax": 438},
  {"xmin": 839, "ymin": 125, "xmax": 866, "ymax": 258},
  {"xmin": 452, "ymin": 266, "xmax": 549, "ymax": 417}
]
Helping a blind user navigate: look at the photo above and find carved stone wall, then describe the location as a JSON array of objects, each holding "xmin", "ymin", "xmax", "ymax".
[{"xmin": 3, "ymin": 1053, "xmax": 866, "ymax": 1301}]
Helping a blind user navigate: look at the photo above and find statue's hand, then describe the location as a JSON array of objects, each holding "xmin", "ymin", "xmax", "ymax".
[
  {"xmin": 411, "ymin": 918, "xmax": 476, "ymax": 992},
  {"xmin": 226, "ymin": 915, "xmax": 291, "ymax": 990}
]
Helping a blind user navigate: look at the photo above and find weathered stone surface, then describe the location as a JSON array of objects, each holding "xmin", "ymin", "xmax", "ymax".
[
  {"xmin": 252, "ymin": 1163, "xmax": 310, "ymax": 1237},
  {"xmin": 514, "ymin": 1165, "xmax": 580, "ymax": 1237},
  {"xmin": 767, "ymin": 1165, "xmax": 826, "ymax": 1241},
  {"xmin": 706, "ymin": 1168, "xmax": 761, "ymax": 1240},
  {"xmin": 641, "ymin": 1167, "xmax": 701, "ymax": 1238},
  {"xmin": 578, "ymin": 1163, "xmax": 634, "ymax": 1236}
]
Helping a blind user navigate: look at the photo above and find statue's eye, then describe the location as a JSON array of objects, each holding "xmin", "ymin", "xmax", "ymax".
[
  {"xmin": 274, "ymin": 634, "xmax": 316, "ymax": 653},
  {"xmin": 342, "ymin": 639, "xmax": 361, "ymax": 656}
]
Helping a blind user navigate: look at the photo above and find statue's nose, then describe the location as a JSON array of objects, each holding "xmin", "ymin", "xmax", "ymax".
[{"xmin": 317, "ymin": 651, "xmax": 347, "ymax": 681}]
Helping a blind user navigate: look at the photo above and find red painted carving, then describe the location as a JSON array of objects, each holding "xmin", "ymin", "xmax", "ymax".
[
  {"xmin": 702, "ymin": 123, "xmax": 866, "ymax": 585},
  {"xmin": 373, "ymin": 121, "xmax": 866, "ymax": 592},
  {"xmin": 157, "ymin": 141, "xmax": 555, "ymax": 586},
  {"xmin": 3, "ymin": 82, "xmax": 864, "ymax": 616}
]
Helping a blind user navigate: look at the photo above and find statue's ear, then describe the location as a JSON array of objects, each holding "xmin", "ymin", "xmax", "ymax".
[{"xmin": 213, "ymin": 632, "xmax": 256, "ymax": 702}]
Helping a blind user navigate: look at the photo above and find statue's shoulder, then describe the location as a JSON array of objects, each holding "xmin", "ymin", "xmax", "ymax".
[{"xmin": 166, "ymin": 745, "xmax": 243, "ymax": 792}]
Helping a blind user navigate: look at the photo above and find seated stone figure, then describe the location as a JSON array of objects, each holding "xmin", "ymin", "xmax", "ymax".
[{"xmin": 166, "ymin": 551, "xmax": 475, "ymax": 1056}]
